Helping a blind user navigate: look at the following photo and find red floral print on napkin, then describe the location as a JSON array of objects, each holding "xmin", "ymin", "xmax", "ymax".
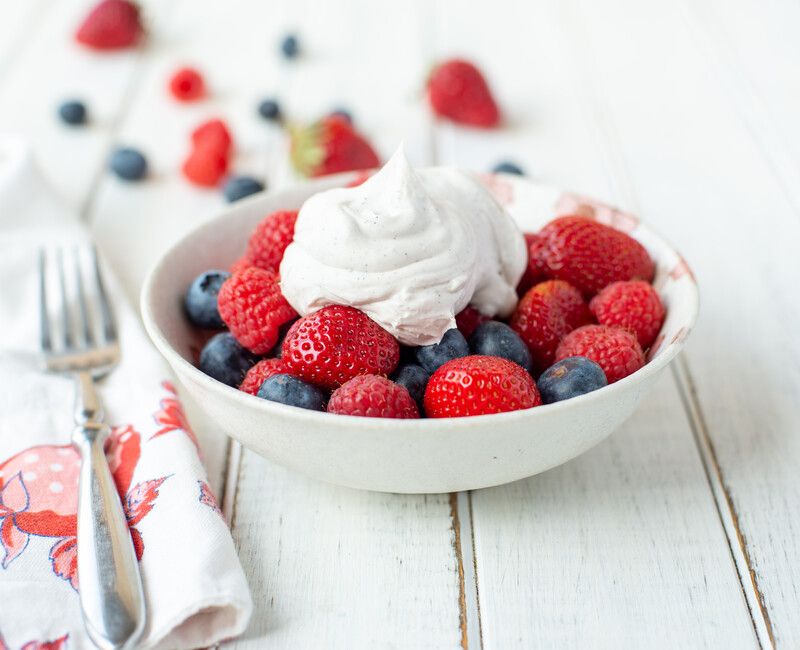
[
  {"xmin": 152, "ymin": 381, "xmax": 199, "ymax": 450},
  {"xmin": 198, "ymin": 480, "xmax": 224, "ymax": 519},
  {"xmin": 0, "ymin": 634, "xmax": 68, "ymax": 650},
  {"xmin": 555, "ymin": 192, "xmax": 639, "ymax": 233}
]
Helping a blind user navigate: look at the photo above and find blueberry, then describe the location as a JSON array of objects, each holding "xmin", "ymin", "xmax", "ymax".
[
  {"xmin": 393, "ymin": 363, "xmax": 429, "ymax": 410},
  {"xmin": 258, "ymin": 374, "xmax": 326, "ymax": 411},
  {"xmin": 537, "ymin": 356, "xmax": 607, "ymax": 404},
  {"xmin": 184, "ymin": 270, "xmax": 230, "ymax": 329},
  {"xmin": 415, "ymin": 328, "xmax": 469, "ymax": 374},
  {"xmin": 469, "ymin": 321, "xmax": 532, "ymax": 373},
  {"xmin": 199, "ymin": 332, "xmax": 260, "ymax": 387},
  {"xmin": 280, "ymin": 34, "xmax": 299, "ymax": 59},
  {"xmin": 329, "ymin": 107, "xmax": 352, "ymax": 123},
  {"xmin": 58, "ymin": 100, "xmax": 87, "ymax": 126},
  {"xmin": 223, "ymin": 176, "xmax": 265, "ymax": 203},
  {"xmin": 258, "ymin": 98, "xmax": 282, "ymax": 121},
  {"xmin": 109, "ymin": 147, "xmax": 147, "ymax": 181},
  {"xmin": 492, "ymin": 161, "xmax": 524, "ymax": 175}
]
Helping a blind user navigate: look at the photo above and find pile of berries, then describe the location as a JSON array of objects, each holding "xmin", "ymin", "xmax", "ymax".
[{"xmin": 184, "ymin": 204, "xmax": 666, "ymax": 420}]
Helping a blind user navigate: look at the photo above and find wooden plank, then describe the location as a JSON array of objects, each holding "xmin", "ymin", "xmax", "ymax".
[
  {"xmin": 0, "ymin": 0, "xmax": 47, "ymax": 75},
  {"xmin": 558, "ymin": 0, "xmax": 800, "ymax": 645}
]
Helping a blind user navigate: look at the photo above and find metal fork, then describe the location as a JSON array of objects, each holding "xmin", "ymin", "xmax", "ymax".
[{"xmin": 39, "ymin": 247, "xmax": 145, "ymax": 650}]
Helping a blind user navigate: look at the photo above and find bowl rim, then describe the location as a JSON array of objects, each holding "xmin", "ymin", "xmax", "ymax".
[{"xmin": 140, "ymin": 171, "xmax": 699, "ymax": 431}]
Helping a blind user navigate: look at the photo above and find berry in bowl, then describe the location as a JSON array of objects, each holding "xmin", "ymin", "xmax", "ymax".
[{"xmin": 141, "ymin": 149, "xmax": 698, "ymax": 493}]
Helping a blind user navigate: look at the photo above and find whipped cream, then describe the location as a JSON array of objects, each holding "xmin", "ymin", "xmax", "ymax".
[{"xmin": 279, "ymin": 147, "xmax": 527, "ymax": 346}]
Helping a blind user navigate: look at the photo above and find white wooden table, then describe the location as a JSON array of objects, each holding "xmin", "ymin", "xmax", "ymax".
[{"xmin": 3, "ymin": 0, "xmax": 799, "ymax": 647}]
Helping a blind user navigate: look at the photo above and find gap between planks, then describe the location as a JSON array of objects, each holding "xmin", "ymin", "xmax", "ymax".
[{"xmin": 450, "ymin": 491, "xmax": 483, "ymax": 650}]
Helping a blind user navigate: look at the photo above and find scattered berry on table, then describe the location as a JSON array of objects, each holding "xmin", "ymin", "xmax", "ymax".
[
  {"xmin": 537, "ymin": 216, "xmax": 655, "ymax": 296},
  {"xmin": 199, "ymin": 332, "xmax": 260, "ymax": 387},
  {"xmin": 589, "ymin": 280, "xmax": 666, "ymax": 348},
  {"xmin": 223, "ymin": 176, "xmax": 265, "ymax": 203},
  {"xmin": 455, "ymin": 306, "xmax": 490, "ymax": 339},
  {"xmin": 537, "ymin": 356, "xmax": 607, "ymax": 404},
  {"xmin": 427, "ymin": 59, "xmax": 500, "ymax": 128},
  {"xmin": 184, "ymin": 269, "xmax": 231, "ymax": 329},
  {"xmin": 280, "ymin": 34, "xmax": 300, "ymax": 59},
  {"xmin": 328, "ymin": 375, "xmax": 419, "ymax": 419},
  {"xmin": 182, "ymin": 143, "xmax": 229, "ymax": 187},
  {"xmin": 58, "ymin": 100, "xmax": 87, "ymax": 126},
  {"xmin": 510, "ymin": 279, "xmax": 592, "ymax": 372},
  {"xmin": 469, "ymin": 321, "xmax": 533, "ymax": 373},
  {"xmin": 109, "ymin": 147, "xmax": 147, "ymax": 181},
  {"xmin": 424, "ymin": 355, "xmax": 541, "ymax": 418},
  {"xmin": 169, "ymin": 67, "xmax": 206, "ymax": 102},
  {"xmin": 244, "ymin": 210, "xmax": 298, "ymax": 272},
  {"xmin": 217, "ymin": 267, "xmax": 297, "ymax": 354},
  {"xmin": 517, "ymin": 232, "xmax": 550, "ymax": 295},
  {"xmin": 492, "ymin": 161, "xmax": 523, "ymax": 175},
  {"xmin": 555, "ymin": 324, "xmax": 645, "ymax": 384},
  {"xmin": 258, "ymin": 98, "xmax": 282, "ymax": 122},
  {"xmin": 415, "ymin": 328, "xmax": 469, "ymax": 374},
  {"xmin": 75, "ymin": 0, "xmax": 143, "ymax": 50},
  {"xmin": 392, "ymin": 363, "xmax": 430, "ymax": 411},
  {"xmin": 282, "ymin": 305, "xmax": 400, "ymax": 390},
  {"xmin": 239, "ymin": 358, "xmax": 289, "ymax": 395},
  {"xmin": 258, "ymin": 374, "xmax": 326, "ymax": 411},
  {"xmin": 329, "ymin": 107, "xmax": 352, "ymax": 124},
  {"xmin": 191, "ymin": 118, "xmax": 233, "ymax": 151},
  {"xmin": 290, "ymin": 115, "xmax": 380, "ymax": 177}
]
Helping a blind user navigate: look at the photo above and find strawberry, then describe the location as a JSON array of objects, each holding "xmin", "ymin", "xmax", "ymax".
[
  {"xmin": 427, "ymin": 59, "xmax": 500, "ymax": 128},
  {"xmin": 75, "ymin": 0, "xmax": 143, "ymax": 50},
  {"xmin": 191, "ymin": 119, "xmax": 232, "ymax": 151},
  {"xmin": 169, "ymin": 67, "xmax": 206, "ymax": 102},
  {"xmin": 289, "ymin": 115, "xmax": 380, "ymax": 177},
  {"xmin": 244, "ymin": 210, "xmax": 298, "ymax": 272},
  {"xmin": 182, "ymin": 142, "xmax": 229, "ymax": 187},
  {"xmin": 455, "ymin": 306, "xmax": 490, "ymax": 339},
  {"xmin": 217, "ymin": 267, "xmax": 297, "ymax": 354},
  {"xmin": 239, "ymin": 358, "xmax": 289, "ymax": 395},
  {"xmin": 424, "ymin": 355, "xmax": 541, "ymax": 418},
  {"xmin": 537, "ymin": 216, "xmax": 655, "ymax": 296},
  {"xmin": 328, "ymin": 375, "xmax": 419, "ymax": 419},
  {"xmin": 555, "ymin": 324, "xmax": 644, "ymax": 384},
  {"xmin": 517, "ymin": 232, "xmax": 550, "ymax": 294},
  {"xmin": 282, "ymin": 305, "xmax": 400, "ymax": 389},
  {"xmin": 589, "ymin": 280, "xmax": 665, "ymax": 348},
  {"xmin": 510, "ymin": 280, "xmax": 593, "ymax": 372}
]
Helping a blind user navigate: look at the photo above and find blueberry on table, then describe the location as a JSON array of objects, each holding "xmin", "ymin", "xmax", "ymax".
[
  {"xmin": 469, "ymin": 321, "xmax": 533, "ymax": 373},
  {"xmin": 223, "ymin": 176, "xmax": 265, "ymax": 203},
  {"xmin": 537, "ymin": 356, "xmax": 607, "ymax": 404},
  {"xmin": 415, "ymin": 328, "xmax": 469, "ymax": 374},
  {"xmin": 280, "ymin": 34, "xmax": 299, "ymax": 59},
  {"xmin": 258, "ymin": 98, "xmax": 282, "ymax": 121},
  {"xmin": 393, "ymin": 363, "xmax": 430, "ymax": 410},
  {"xmin": 492, "ymin": 161, "xmax": 524, "ymax": 175},
  {"xmin": 58, "ymin": 100, "xmax": 87, "ymax": 125},
  {"xmin": 329, "ymin": 107, "xmax": 352, "ymax": 124},
  {"xmin": 184, "ymin": 270, "xmax": 231, "ymax": 329},
  {"xmin": 258, "ymin": 374, "xmax": 326, "ymax": 411},
  {"xmin": 199, "ymin": 332, "xmax": 260, "ymax": 387},
  {"xmin": 109, "ymin": 147, "xmax": 147, "ymax": 181}
]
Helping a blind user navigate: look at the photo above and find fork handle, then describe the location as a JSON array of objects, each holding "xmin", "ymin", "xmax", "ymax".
[{"xmin": 73, "ymin": 376, "xmax": 146, "ymax": 650}]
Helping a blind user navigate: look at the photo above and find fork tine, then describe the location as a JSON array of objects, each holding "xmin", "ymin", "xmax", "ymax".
[
  {"xmin": 56, "ymin": 248, "xmax": 74, "ymax": 349},
  {"xmin": 73, "ymin": 247, "xmax": 93, "ymax": 347},
  {"xmin": 91, "ymin": 246, "xmax": 117, "ymax": 343},
  {"xmin": 39, "ymin": 249, "xmax": 52, "ymax": 352}
]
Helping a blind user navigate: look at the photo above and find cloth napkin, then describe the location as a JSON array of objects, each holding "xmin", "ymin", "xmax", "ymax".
[{"xmin": 0, "ymin": 135, "xmax": 252, "ymax": 649}]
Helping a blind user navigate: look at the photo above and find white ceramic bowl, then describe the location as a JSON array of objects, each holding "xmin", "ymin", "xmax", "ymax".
[{"xmin": 141, "ymin": 172, "xmax": 698, "ymax": 494}]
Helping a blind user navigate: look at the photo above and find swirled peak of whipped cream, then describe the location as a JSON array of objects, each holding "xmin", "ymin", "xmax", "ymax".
[{"xmin": 279, "ymin": 147, "xmax": 527, "ymax": 346}]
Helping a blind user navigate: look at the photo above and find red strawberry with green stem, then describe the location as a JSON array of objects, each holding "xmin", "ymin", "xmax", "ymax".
[{"xmin": 289, "ymin": 115, "xmax": 380, "ymax": 177}]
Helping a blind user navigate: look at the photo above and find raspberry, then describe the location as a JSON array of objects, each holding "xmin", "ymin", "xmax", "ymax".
[
  {"xmin": 538, "ymin": 216, "xmax": 655, "ymax": 296},
  {"xmin": 424, "ymin": 355, "xmax": 541, "ymax": 418},
  {"xmin": 589, "ymin": 281, "xmax": 665, "ymax": 348},
  {"xmin": 555, "ymin": 325, "xmax": 644, "ymax": 384},
  {"xmin": 229, "ymin": 257, "xmax": 252, "ymax": 274},
  {"xmin": 239, "ymin": 358, "xmax": 289, "ymax": 395},
  {"xmin": 455, "ymin": 306, "xmax": 490, "ymax": 339},
  {"xmin": 328, "ymin": 375, "xmax": 419, "ymax": 419},
  {"xmin": 217, "ymin": 267, "xmax": 297, "ymax": 354},
  {"xmin": 182, "ymin": 142, "xmax": 229, "ymax": 187},
  {"xmin": 517, "ymin": 232, "xmax": 549, "ymax": 294},
  {"xmin": 169, "ymin": 67, "xmax": 206, "ymax": 102},
  {"xmin": 282, "ymin": 305, "xmax": 400, "ymax": 389},
  {"xmin": 510, "ymin": 280, "xmax": 593, "ymax": 372},
  {"xmin": 244, "ymin": 210, "xmax": 298, "ymax": 272}
]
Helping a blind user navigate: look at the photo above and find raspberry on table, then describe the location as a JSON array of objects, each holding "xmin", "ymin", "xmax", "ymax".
[
  {"xmin": 244, "ymin": 210, "xmax": 298, "ymax": 272},
  {"xmin": 555, "ymin": 324, "xmax": 645, "ymax": 384},
  {"xmin": 589, "ymin": 280, "xmax": 666, "ymax": 348},
  {"xmin": 217, "ymin": 267, "xmax": 297, "ymax": 355},
  {"xmin": 328, "ymin": 375, "xmax": 419, "ymax": 419},
  {"xmin": 282, "ymin": 305, "xmax": 400, "ymax": 390},
  {"xmin": 169, "ymin": 67, "xmax": 206, "ymax": 102},
  {"xmin": 239, "ymin": 358, "xmax": 289, "ymax": 395},
  {"xmin": 424, "ymin": 355, "xmax": 541, "ymax": 418}
]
